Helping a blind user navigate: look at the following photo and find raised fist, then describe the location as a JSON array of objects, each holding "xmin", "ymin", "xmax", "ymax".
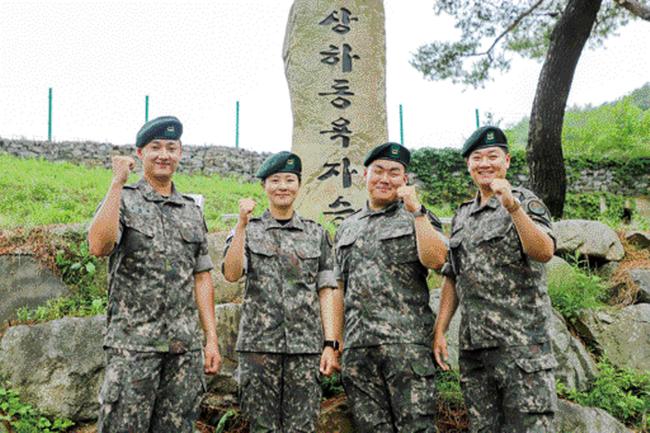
[
  {"xmin": 238, "ymin": 198, "xmax": 256, "ymax": 226},
  {"xmin": 112, "ymin": 156, "xmax": 135, "ymax": 185},
  {"xmin": 397, "ymin": 185, "xmax": 420, "ymax": 213}
]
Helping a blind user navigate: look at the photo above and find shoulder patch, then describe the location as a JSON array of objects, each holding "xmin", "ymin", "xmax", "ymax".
[{"xmin": 526, "ymin": 199, "xmax": 548, "ymax": 216}]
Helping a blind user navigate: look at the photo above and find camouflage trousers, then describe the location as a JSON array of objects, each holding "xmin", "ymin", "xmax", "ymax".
[
  {"xmin": 97, "ymin": 348, "xmax": 205, "ymax": 433},
  {"xmin": 459, "ymin": 342, "xmax": 558, "ymax": 433},
  {"xmin": 341, "ymin": 344, "xmax": 438, "ymax": 433},
  {"xmin": 238, "ymin": 352, "xmax": 321, "ymax": 433}
]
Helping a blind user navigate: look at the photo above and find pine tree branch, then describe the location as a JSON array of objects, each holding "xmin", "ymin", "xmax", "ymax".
[{"xmin": 616, "ymin": 0, "xmax": 650, "ymax": 21}]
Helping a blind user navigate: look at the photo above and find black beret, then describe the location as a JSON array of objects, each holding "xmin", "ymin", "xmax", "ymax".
[
  {"xmin": 135, "ymin": 116, "xmax": 183, "ymax": 148},
  {"xmin": 363, "ymin": 142, "xmax": 410, "ymax": 167},
  {"xmin": 256, "ymin": 151, "xmax": 302, "ymax": 180},
  {"xmin": 461, "ymin": 126, "xmax": 508, "ymax": 158}
]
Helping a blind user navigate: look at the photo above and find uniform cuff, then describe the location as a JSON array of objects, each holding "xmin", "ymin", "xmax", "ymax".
[
  {"xmin": 194, "ymin": 254, "xmax": 214, "ymax": 274},
  {"xmin": 317, "ymin": 270, "xmax": 337, "ymax": 290}
]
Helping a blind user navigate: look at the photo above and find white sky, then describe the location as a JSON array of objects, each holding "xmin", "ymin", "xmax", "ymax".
[{"xmin": 1, "ymin": 1, "xmax": 649, "ymax": 152}]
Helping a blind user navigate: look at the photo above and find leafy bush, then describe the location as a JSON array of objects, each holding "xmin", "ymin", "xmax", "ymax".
[
  {"xmin": 547, "ymin": 263, "xmax": 607, "ymax": 323},
  {"xmin": 0, "ymin": 386, "xmax": 74, "ymax": 433},
  {"xmin": 321, "ymin": 372, "xmax": 345, "ymax": 399},
  {"xmin": 557, "ymin": 360, "xmax": 650, "ymax": 430},
  {"xmin": 563, "ymin": 192, "xmax": 631, "ymax": 223}
]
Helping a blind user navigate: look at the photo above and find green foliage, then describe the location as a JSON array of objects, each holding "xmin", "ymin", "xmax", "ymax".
[
  {"xmin": 436, "ymin": 369, "xmax": 464, "ymax": 407},
  {"xmin": 214, "ymin": 409, "xmax": 238, "ymax": 433},
  {"xmin": 15, "ymin": 236, "xmax": 107, "ymax": 323},
  {"xmin": 557, "ymin": 360, "xmax": 650, "ymax": 430},
  {"xmin": 321, "ymin": 372, "xmax": 345, "ymax": 399},
  {"xmin": 563, "ymin": 192, "xmax": 631, "ymax": 225},
  {"xmin": 410, "ymin": 147, "xmax": 472, "ymax": 208},
  {"xmin": 0, "ymin": 386, "xmax": 74, "ymax": 433},
  {"xmin": 547, "ymin": 262, "xmax": 607, "ymax": 323},
  {"xmin": 0, "ymin": 154, "xmax": 264, "ymax": 231},
  {"xmin": 15, "ymin": 296, "xmax": 106, "ymax": 323},
  {"xmin": 507, "ymin": 92, "xmax": 650, "ymax": 159},
  {"xmin": 410, "ymin": 1, "xmax": 628, "ymax": 87}
]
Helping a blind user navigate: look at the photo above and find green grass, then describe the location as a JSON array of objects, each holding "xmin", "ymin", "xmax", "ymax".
[
  {"xmin": 0, "ymin": 154, "xmax": 265, "ymax": 231},
  {"xmin": 547, "ymin": 260, "xmax": 608, "ymax": 323}
]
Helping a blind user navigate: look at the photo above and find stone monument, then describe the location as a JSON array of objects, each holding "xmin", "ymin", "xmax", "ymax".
[{"xmin": 283, "ymin": 0, "xmax": 388, "ymax": 223}]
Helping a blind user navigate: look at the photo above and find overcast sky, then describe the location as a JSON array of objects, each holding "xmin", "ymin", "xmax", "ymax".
[{"xmin": 1, "ymin": 1, "xmax": 649, "ymax": 153}]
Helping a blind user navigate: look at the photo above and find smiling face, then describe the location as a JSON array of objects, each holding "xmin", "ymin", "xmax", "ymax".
[
  {"xmin": 263, "ymin": 172, "xmax": 300, "ymax": 210},
  {"xmin": 466, "ymin": 146, "xmax": 510, "ymax": 189},
  {"xmin": 365, "ymin": 159, "xmax": 408, "ymax": 208},
  {"xmin": 137, "ymin": 139, "xmax": 182, "ymax": 181}
]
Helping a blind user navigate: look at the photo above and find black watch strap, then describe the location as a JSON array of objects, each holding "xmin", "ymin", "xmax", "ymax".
[{"xmin": 323, "ymin": 340, "xmax": 340, "ymax": 351}]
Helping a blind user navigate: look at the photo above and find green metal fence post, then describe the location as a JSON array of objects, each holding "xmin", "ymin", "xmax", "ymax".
[
  {"xmin": 145, "ymin": 95, "xmax": 149, "ymax": 122},
  {"xmin": 475, "ymin": 108, "xmax": 480, "ymax": 128},
  {"xmin": 399, "ymin": 104, "xmax": 404, "ymax": 145},
  {"xmin": 48, "ymin": 87, "xmax": 53, "ymax": 141},
  {"xmin": 235, "ymin": 100, "xmax": 240, "ymax": 149}
]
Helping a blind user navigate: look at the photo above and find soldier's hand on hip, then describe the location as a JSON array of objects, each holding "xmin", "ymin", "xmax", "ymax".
[
  {"xmin": 112, "ymin": 156, "xmax": 135, "ymax": 186},
  {"xmin": 238, "ymin": 198, "xmax": 256, "ymax": 227},
  {"xmin": 433, "ymin": 333, "xmax": 450, "ymax": 371},
  {"xmin": 319, "ymin": 347, "xmax": 341, "ymax": 377},
  {"xmin": 397, "ymin": 185, "xmax": 420, "ymax": 213},
  {"xmin": 489, "ymin": 178, "xmax": 515, "ymax": 210},
  {"xmin": 203, "ymin": 340, "xmax": 222, "ymax": 375}
]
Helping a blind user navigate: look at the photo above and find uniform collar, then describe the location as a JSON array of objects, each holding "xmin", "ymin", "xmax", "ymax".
[
  {"xmin": 469, "ymin": 191, "xmax": 500, "ymax": 215},
  {"xmin": 261, "ymin": 209, "xmax": 305, "ymax": 231},
  {"xmin": 136, "ymin": 177, "xmax": 185, "ymax": 205},
  {"xmin": 358, "ymin": 200, "xmax": 402, "ymax": 219}
]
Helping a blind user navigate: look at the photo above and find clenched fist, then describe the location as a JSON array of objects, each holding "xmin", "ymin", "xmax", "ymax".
[
  {"xmin": 489, "ymin": 178, "xmax": 515, "ymax": 210},
  {"xmin": 396, "ymin": 185, "xmax": 420, "ymax": 213},
  {"xmin": 112, "ymin": 156, "xmax": 135, "ymax": 186},
  {"xmin": 238, "ymin": 198, "xmax": 256, "ymax": 227}
]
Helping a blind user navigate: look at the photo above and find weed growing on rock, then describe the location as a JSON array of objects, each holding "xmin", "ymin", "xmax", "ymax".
[
  {"xmin": 557, "ymin": 359, "xmax": 650, "ymax": 431},
  {"xmin": 0, "ymin": 386, "xmax": 74, "ymax": 433},
  {"xmin": 547, "ymin": 263, "xmax": 608, "ymax": 324}
]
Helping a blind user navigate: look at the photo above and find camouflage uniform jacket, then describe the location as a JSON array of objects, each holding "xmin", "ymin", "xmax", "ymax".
[
  {"xmin": 335, "ymin": 200, "xmax": 443, "ymax": 349},
  {"xmin": 223, "ymin": 210, "xmax": 337, "ymax": 354},
  {"xmin": 442, "ymin": 186, "xmax": 556, "ymax": 351},
  {"xmin": 102, "ymin": 178, "xmax": 213, "ymax": 353}
]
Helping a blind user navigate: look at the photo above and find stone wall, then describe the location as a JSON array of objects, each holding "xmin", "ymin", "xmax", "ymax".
[
  {"xmin": 0, "ymin": 138, "xmax": 270, "ymax": 181},
  {"xmin": 1, "ymin": 138, "xmax": 647, "ymax": 195}
]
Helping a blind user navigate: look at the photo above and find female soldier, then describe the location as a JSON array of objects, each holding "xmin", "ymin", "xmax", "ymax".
[{"xmin": 222, "ymin": 151, "xmax": 343, "ymax": 432}]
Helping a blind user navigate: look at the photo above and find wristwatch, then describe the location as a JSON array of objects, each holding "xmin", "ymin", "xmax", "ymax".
[
  {"xmin": 323, "ymin": 340, "xmax": 340, "ymax": 351},
  {"xmin": 411, "ymin": 204, "xmax": 426, "ymax": 218}
]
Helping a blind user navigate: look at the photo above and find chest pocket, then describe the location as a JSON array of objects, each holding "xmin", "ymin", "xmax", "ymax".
[
  {"xmin": 378, "ymin": 223, "xmax": 418, "ymax": 264},
  {"xmin": 247, "ymin": 236, "xmax": 277, "ymax": 274},
  {"xmin": 180, "ymin": 222, "xmax": 203, "ymax": 258},
  {"xmin": 122, "ymin": 214, "xmax": 155, "ymax": 254},
  {"xmin": 295, "ymin": 242, "xmax": 322, "ymax": 284},
  {"xmin": 472, "ymin": 216, "xmax": 522, "ymax": 264}
]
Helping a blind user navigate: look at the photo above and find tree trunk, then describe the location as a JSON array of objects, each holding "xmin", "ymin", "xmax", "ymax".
[{"xmin": 527, "ymin": 0, "xmax": 602, "ymax": 218}]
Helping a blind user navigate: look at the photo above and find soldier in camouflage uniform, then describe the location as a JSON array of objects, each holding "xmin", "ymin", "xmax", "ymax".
[
  {"xmin": 222, "ymin": 151, "xmax": 343, "ymax": 433},
  {"xmin": 335, "ymin": 142, "xmax": 448, "ymax": 433},
  {"xmin": 88, "ymin": 116, "xmax": 222, "ymax": 433},
  {"xmin": 434, "ymin": 126, "xmax": 558, "ymax": 433}
]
